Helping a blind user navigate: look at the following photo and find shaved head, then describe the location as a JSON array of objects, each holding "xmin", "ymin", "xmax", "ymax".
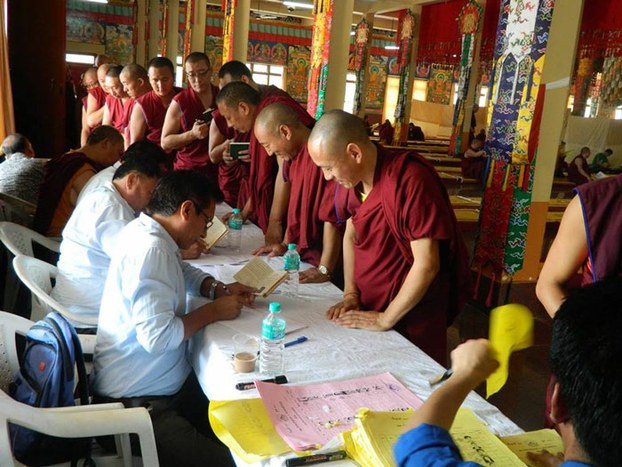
[
  {"xmin": 216, "ymin": 81, "xmax": 260, "ymax": 108},
  {"xmin": 309, "ymin": 110, "xmax": 370, "ymax": 157},
  {"xmin": 121, "ymin": 63, "xmax": 148, "ymax": 80},
  {"xmin": 255, "ymin": 102, "xmax": 307, "ymax": 136},
  {"xmin": 83, "ymin": 67, "xmax": 97, "ymax": 81}
]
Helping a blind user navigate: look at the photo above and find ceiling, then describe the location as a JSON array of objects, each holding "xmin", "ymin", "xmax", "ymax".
[{"xmin": 206, "ymin": 0, "xmax": 445, "ymax": 31}]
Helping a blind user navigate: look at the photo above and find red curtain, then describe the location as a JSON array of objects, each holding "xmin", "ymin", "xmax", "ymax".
[
  {"xmin": 579, "ymin": 0, "xmax": 622, "ymax": 57},
  {"xmin": 417, "ymin": 0, "xmax": 464, "ymax": 65}
]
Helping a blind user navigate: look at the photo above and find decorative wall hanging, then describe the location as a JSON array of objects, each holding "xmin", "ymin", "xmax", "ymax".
[
  {"xmin": 307, "ymin": 0, "xmax": 333, "ymax": 119},
  {"xmin": 221, "ymin": 0, "xmax": 237, "ymax": 62},
  {"xmin": 474, "ymin": 0, "xmax": 555, "ymax": 276},
  {"xmin": 426, "ymin": 65, "xmax": 454, "ymax": 105},
  {"xmin": 159, "ymin": 0, "xmax": 168, "ymax": 57},
  {"xmin": 392, "ymin": 9, "xmax": 416, "ymax": 144},
  {"xmin": 287, "ymin": 45, "xmax": 311, "ymax": 103},
  {"xmin": 449, "ymin": 0, "xmax": 483, "ymax": 157},
  {"xmin": 352, "ymin": 18, "xmax": 370, "ymax": 115}
]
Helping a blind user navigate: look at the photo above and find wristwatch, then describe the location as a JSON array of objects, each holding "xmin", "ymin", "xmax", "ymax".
[
  {"xmin": 208, "ymin": 279, "xmax": 227, "ymax": 300},
  {"xmin": 318, "ymin": 265, "xmax": 331, "ymax": 278}
]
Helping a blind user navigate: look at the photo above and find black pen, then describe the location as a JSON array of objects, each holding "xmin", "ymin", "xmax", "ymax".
[
  {"xmin": 285, "ymin": 450, "xmax": 347, "ymax": 466},
  {"xmin": 235, "ymin": 375, "xmax": 288, "ymax": 390}
]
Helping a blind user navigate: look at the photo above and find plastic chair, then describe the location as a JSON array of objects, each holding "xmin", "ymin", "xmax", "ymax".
[
  {"xmin": 0, "ymin": 312, "xmax": 159, "ymax": 467},
  {"xmin": 0, "ymin": 193, "xmax": 36, "ymax": 228},
  {"xmin": 12, "ymin": 255, "xmax": 98, "ymax": 330},
  {"xmin": 0, "ymin": 221, "xmax": 60, "ymax": 317}
]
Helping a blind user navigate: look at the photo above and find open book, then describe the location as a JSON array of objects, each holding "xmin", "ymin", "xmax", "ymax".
[
  {"xmin": 199, "ymin": 216, "xmax": 228, "ymax": 251},
  {"xmin": 233, "ymin": 257, "xmax": 288, "ymax": 298}
]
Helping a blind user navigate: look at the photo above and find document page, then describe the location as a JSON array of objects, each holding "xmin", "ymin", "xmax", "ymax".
[{"xmin": 233, "ymin": 257, "xmax": 287, "ymax": 297}]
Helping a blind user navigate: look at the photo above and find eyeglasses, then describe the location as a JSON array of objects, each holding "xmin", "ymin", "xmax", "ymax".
[
  {"xmin": 192, "ymin": 201, "xmax": 213, "ymax": 230},
  {"xmin": 185, "ymin": 69, "xmax": 210, "ymax": 79}
]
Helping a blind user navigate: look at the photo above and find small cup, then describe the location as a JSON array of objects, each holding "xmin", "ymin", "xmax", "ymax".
[{"xmin": 233, "ymin": 334, "xmax": 258, "ymax": 373}]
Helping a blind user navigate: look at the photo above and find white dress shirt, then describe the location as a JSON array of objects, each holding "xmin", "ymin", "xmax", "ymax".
[
  {"xmin": 51, "ymin": 177, "xmax": 135, "ymax": 327},
  {"xmin": 93, "ymin": 213, "xmax": 208, "ymax": 398}
]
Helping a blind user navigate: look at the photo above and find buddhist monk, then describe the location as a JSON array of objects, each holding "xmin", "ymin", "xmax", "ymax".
[
  {"xmin": 161, "ymin": 52, "xmax": 219, "ymax": 185},
  {"xmin": 120, "ymin": 64, "xmax": 151, "ymax": 147},
  {"xmin": 252, "ymin": 102, "xmax": 341, "ymax": 283},
  {"xmin": 129, "ymin": 57, "xmax": 181, "ymax": 148},
  {"xmin": 102, "ymin": 65, "xmax": 131, "ymax": 141},
  {"xmin": 208, "ymin": 60, "xmax": 291, "ymax": 207},
  {"xmin": 80, "ymin": 67, "xmax": 99, "ymax": 146},
  {"xmin": 33, "ymin": 125, "xmax": 124, "ymax": 237},
  {"xmin": 215, "ymin": 81, "xmax": 314, "ymax": 245},
  {"xmin": 308, "ymin": 110, "xmax": 471, "ymax": 365},
  {"xmin": 85, "ymin": 63, "xmax": 112, "ymax": 130}
]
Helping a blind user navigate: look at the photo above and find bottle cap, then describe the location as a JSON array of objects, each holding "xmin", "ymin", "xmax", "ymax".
[
  {"xmin": 269, "ymin": 302, "xmax": 281, "ymax": 313},
  {"xmin": 232, "ymin": 208, "xmax": 241, "ymax": 214},
  {"xmin": 287, "ymin": 243, "xmax": 297, "ymax": 250}
]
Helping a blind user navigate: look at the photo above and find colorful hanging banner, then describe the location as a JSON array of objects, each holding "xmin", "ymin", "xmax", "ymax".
[
  {"xmin": 427, "ymin": 65, "xmax": 454, "ymax": 105},
  {"xmin": 222, "ymin": 0, "xmax": 237, "ymax": 62},
  {"xmin": 183, "ymin": 0, "xmax": 195, "ymax": 60},
  {"xmin": 449, "ymin": 0, "xmax": 482, "ymax": 157},
  {"xmin": 307, "ymin": 0, "xmax": 333, "ymax": 119},
  {"xmin": 392, "ymin": 9, "xmax": 416, "ymax": 144},
  {"xmin": 474, "ymin": 0, "xmax": 555, "ymax": 276},
  {"xmin": 159, "ymin": 1, "xmax": 168, "ymax": 58},
  {"xmin": 352, "ymin": 18, "xmax": 370, "ymax": 116}
]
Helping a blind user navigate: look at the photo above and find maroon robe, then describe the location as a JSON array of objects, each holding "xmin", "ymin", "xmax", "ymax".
[
  {"xmin": 89, "ymin": 86, "xmax": 106, "ymax": 109},
  {"xmin": 105, "ymin": 95, "xmax": 132, "ymax": 136},
  {"xmin": 344, "ymin": 145, "xmax": 471, "ymax": 364},
  {"xmin": 575, "ymin": 173, "xmax": 622, "ymax": 284},
  {"xmin": 136, "ymin": 88, "xmax": 182, "ymax": 146},
  {"xmin": 248, "ymin": 95, "xmax": 315, "ymax": 233},
  {"xmin": 567, "ymin": 154, "xmax": 590, "ymax": 186},
  {"xmin": 172, "ymin": 84, "xmax": 219, "ymax": 185},
  {"xmin": 212, "ymin": 109, "xmax": 250, "ymax": 207},
  {"xmin": 33, "ymin": 152, "xmax": 105, "ymax": 235},
  {"xmin": 282, "ymin": 144, "xmax": 336, "ymax": 266}
]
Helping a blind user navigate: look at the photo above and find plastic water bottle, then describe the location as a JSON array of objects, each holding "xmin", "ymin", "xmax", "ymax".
[
  {"xmin": 228, "ymin": 208, "xmax": 243, "ymax": 252},
  {"xmin": 283, "ymin": 243, "xmax": 300, "ymax": 297},
  {"xmin": 260, "ymin": 302, "xmax": 286, "ymax": 376}
]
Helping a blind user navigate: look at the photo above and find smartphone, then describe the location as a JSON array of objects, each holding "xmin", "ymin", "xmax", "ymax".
[
  {"xmin": 229, "ymin": 142, "xmax": 250, "ymax": 160},
  {"xmin": 202, "ymin": 108, "xmax": 215, "ymax": 124}
]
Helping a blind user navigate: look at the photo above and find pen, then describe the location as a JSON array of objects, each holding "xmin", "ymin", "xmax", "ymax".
[
  {"xmin": 235, "ymin": 375, "xmax": 288, "ymax": 390},
  {"xmin": 285, "ymin": 450, "xmax": 347, "ymax": 466},
  {"xmin": 429, "ymin": 368, "xmax": 453, "ymax": 386},
  {"xmin": 284, "ymin": 336, "xmax": 308, "ymax": 348}
]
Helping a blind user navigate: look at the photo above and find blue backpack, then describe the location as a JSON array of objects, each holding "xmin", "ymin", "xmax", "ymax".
[{"xmin": 9, "ymin": 312, "xmax": 91, "ymax": 465}]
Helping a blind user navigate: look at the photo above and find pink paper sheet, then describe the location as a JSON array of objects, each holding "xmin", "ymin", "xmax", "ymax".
[{"xmin": 255, "ymin": 372, "xmax": 423, "ymax": 451}]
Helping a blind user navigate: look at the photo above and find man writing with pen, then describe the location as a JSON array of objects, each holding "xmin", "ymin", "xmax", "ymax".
[{"xmin": 92, "ymin": 170, "xmax": 256, "ymax": 466}]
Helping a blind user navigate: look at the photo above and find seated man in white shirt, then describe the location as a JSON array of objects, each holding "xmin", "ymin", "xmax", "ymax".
[
  {"xmin": 93, "ymin": 170, "xmax": 255, "ymax": 466},
  {"xmin": 52, "ymin": 140, "xmax": 169, "ymax": 329}
]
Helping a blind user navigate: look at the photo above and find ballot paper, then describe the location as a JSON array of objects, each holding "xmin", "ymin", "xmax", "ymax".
[
  {"xmin": 199, "ymin": 216, "xmax": 228, "ymax": 251},
  {"xmin": 501, "ymin": 429, "xmax": 564, "ymax": 466},
  {"xmin": 255, "ymin": 372, "xmax": 423, "ymax": 452},
  {"xmin": 233, "ymin": 257, "xmax": 288, "ymax": 297},
  {"xmin": 487, "ymin": 303, "xmax": 534, "ymax": 398},
  {"xmin": 342, "ymin": 408, "xmax": 525, "ymax": 467}
]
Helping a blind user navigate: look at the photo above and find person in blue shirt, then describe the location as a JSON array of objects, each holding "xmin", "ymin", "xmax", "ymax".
[{"xmin": 395, "ymin": 277, "xmax": 622, "ymax": 467}]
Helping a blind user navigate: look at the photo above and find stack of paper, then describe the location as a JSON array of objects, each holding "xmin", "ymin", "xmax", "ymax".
[{"xmin": 342, "ymin": 408, "xmax": 561, "ymax": 467}]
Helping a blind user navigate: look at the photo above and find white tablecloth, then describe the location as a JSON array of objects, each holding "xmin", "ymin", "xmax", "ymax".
[{"xmin": 188, "ymin": 210, "xmax": 522, "ymax": 466}]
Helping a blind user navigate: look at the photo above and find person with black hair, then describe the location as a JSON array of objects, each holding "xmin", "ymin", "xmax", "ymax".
[
  {"xmin": 395, "ymin": 277, "xmax": 622, "ymax": 467},
  {"xmin": 52, "ymin": 140, "xmax": 169, "ymax": 328},
  {"xmin": 93, "ymin": 170, "xmax": 254, "ymax": 466},
  {"xmin": 102, "ymin": 65, "xmax": 131, "ymax": 140},
  {"xmin": 161, "ymin": 52, "xmax": 220, "ymax": 184}
]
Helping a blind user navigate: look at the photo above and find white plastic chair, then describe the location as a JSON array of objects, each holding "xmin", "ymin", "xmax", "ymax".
[
  {"xmin": 12, "ymin": 255, "xmax": 98, "ymax": 331},
  {"xmin": 0, "ymin": 194, "xmax": 36, "ymax": 227},
  {"xmin": 0, "ymin": 221, "xmax": 60, "ymax": 317},
  {"xmin": 0, "ymin": 311, "xmax": 159, "ymax": 467}
]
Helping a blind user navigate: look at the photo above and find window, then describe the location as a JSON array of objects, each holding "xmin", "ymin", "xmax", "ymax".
[
  {"xmin": 412, "ymin": 80, "xmax": 427, "ymax": 102},
  {"xmin": 343, "ymin": 72, "xmax": 357, "ymax": 113},
  {"xmin": 383, "ymin": 76, "xmax": 400, "ymax": 123},
  {"xmin": 615, "ymin": 105, "xmax": 622, "ymax": 120},
  {"xmin": 567, "ymin": 95, "xmax": 574, "ymax": 111},
  {"xmin": 176, "ymin": 55, "xmax": 183, "ymax": 88},
  {"xmin": 453, "ymin": 83, "xmax": 459, "ymax": 106},
  {"xmin": 65, "ymin": 53, "xmax": 95, "ymax": 65},
  {"xmin": 478, "ymin": 85, "xmax": 489, "ymax": 108},
  {"xmin": 584, "ymin": 97, "xmax": 592, "ymax": 118},
  {"xmin": 247, "ymin": 63, "xmax": 284, "ymax": 89}
]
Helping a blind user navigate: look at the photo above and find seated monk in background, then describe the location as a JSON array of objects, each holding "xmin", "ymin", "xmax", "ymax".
[
  {"xmin": 308, "ymin": 110, "xmax": 471, "ymax": 365},
  {"xmin": 252, "ymin": 102, "xmax": 342, "ymax": 284},
  {"xmin": 461, "ymin": 136, "xmax": 486, "ymax": 181},
  {"xmin": 33, "ymin": 125, "xmax": 124, "ymax": 237}
]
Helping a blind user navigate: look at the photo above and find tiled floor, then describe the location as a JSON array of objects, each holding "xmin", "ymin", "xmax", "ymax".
[{"xmin": 447, "ymin": 284, "xmax": 553, "ymax": 432}]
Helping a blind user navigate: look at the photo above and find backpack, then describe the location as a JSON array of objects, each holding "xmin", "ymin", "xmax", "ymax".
[{"xmin": 9, "ymin": 312, "xmax": 92, "ymax": 465}]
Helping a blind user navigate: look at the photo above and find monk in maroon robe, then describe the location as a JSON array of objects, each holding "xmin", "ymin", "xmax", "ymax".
[
  {"xmin": 129, "ymin": 57, "xmax": 181, "ymax": 149},
  {"xmin": 308, "ymin": 110, "xmax": 471, "ymax": 365},
  {"xmin": 250, "ymin": 102, "xmax": 342, "ymax": 284},
  {"xmin": 215, "ymin": 81, "xmax": 314, "ymax": 245},
  {"xmin": 85, "ymin": 63, "xmax": 111, "ymax": 131},
  {"xmin": 161, "ymin": 52, "xmax": 219, "ymax": 186},
  {"xmin": 208, "ymin": 60, "xmax": 292, "ymax": 208},
  {"xmin": 102, "ymin": 65, "xmax": 131, "ymax": 144}
]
